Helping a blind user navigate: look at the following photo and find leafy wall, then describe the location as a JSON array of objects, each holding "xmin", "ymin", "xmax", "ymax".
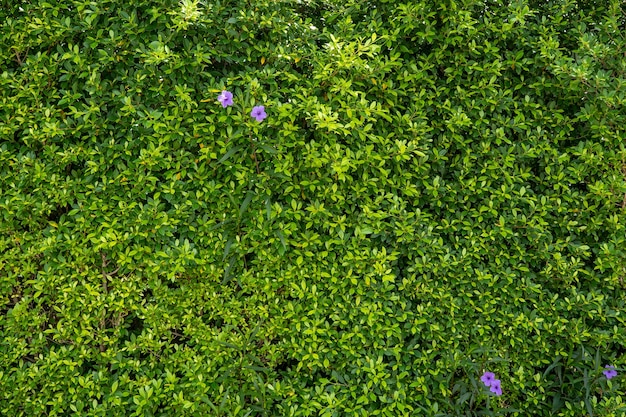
[{"xmin": 1, "ymin": 0, "xmax": 625, "ymax": 415}]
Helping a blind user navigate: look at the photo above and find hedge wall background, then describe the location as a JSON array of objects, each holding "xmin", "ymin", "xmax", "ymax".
[{"xmin": 1, "ymin": 0, "xmax": 625, "ymax": 415}]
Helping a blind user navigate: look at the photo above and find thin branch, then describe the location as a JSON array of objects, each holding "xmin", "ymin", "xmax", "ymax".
[
  {"xmin": 249, "ymin": 133, "xmax": 261, "ymax": 174},
  {"xmin": 100, "ymin": 252, "xmax": 109, "ymax": 294}
]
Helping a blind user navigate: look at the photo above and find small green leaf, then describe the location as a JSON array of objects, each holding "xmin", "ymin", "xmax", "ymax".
[
  {"xmin": 239, "ymin": 190, "xmax": 255, "ymax": 218},
  {"xmin": 216, "ymin": 146, "xmax": 242, "ymax": 165}
]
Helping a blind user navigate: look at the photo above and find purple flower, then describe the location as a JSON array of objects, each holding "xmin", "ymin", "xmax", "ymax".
[
  {"xmin": 490, "ymin": 379, "xmax": 503, "ymax": 396},
  {"xmin": 481, "ymin": 372, "xmax": 495, "ymax": 387},
  {"xmin": 603, "ymin": 365, "xmax": 618, "ymax": 380},
  {"xmin": 251, "ymin": 105, "xmax": 267, "ymax": 122},
  {"xmin": 218, "ymin": 90, "xmax": 234, "ymax": 107}
]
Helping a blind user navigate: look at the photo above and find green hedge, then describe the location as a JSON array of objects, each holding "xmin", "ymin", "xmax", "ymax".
[{"xmin": 1, "ymin": 0, "xmax": 625, "ymax": 415}]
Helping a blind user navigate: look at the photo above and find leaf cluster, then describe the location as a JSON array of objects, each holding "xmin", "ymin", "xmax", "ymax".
[{"xmin": 1, "ymin": 0, "xmax": 625, "ymax": 416}]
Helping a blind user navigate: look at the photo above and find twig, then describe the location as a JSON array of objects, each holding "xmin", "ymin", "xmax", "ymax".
[
  {"xmin": 251, "ymin": 150, "xmax": 260, "ymax": 174},
  {"xmin": 101, "ymin": 252, "xmax": 109, "ymax": 294},
  {"xmin": 623, "ymin": 165, "xmax": 626, "ymax": 209},
  {"xmin": 14, "ymin": 47, "xmax": 29, "ymax": 65},
  {"xmin": 99, "ymin": 251, "xmax": 116, "ymax": 352},
  {"xmin": 249, "ymin": 133, "xmax": 261, "ymax": 174}
]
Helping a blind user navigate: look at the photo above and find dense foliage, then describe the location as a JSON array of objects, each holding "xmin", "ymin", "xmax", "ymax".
[{"xmin": 1, "ymin": 0, "xmax": 625, "ymax": 415}]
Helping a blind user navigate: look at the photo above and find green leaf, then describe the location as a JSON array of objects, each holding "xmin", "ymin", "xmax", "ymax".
[
  {"xmin": 216, "ymin": 146, "xmax": 242, "ymax": 165},
  {"xmin": 238, "ymin": 190, "xmax": 255, "ymax": 218}
]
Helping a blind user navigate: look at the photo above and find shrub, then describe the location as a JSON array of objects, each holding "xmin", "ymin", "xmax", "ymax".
[{"xmin": 1, "ymin": 0, "xmax": 625, "ymax": 415}]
